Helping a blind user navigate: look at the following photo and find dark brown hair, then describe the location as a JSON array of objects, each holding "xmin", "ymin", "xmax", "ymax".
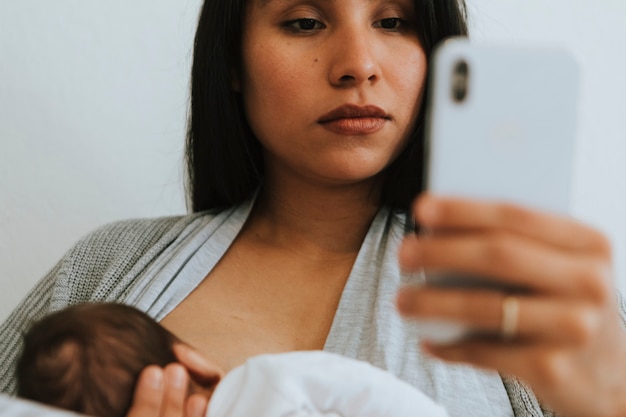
[
  {"xmin": 186, "ymin": 0, "xmax": 469, "ymax": 212},
  {"xmin": 17, "ymin": 303, "xmax": 177, "ymax": 417}
]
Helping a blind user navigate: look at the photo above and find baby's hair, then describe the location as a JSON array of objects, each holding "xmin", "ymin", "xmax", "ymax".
[{"xmin": 16, "ymin": 303, "xmax": 178, "ymax": 417}]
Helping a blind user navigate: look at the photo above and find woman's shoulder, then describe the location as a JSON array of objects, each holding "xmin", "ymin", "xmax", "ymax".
[
  {"xmin": 69, "ymin": 211, "xmax": 210, "ymax": 258},
  {"xmin": 78, "ymin": 212, "xmax": 208, "ymax": 249},
  {"xmin": 48, "ymin": 210, "xmax": 225, "ymax": 302}
]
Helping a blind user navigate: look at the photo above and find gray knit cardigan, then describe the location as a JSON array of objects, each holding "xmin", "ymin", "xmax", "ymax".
[{"xmin": 1, "ymin": 212, "xmax": 624, "ymax": 416}]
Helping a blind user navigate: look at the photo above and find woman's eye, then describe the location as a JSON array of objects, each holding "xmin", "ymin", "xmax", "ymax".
[
  {"xmin": 374, "ymin": 18, "xmax": 403, "ymax": 31},
  {"xmin": 284, "ymin": 18, "xmax": 325, "ymax": 32}
]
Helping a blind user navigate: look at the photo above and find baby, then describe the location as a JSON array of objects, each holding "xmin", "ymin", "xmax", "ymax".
[{"xmin": 17, "ymin": 303, "xmax": 449, "ymax": 417}]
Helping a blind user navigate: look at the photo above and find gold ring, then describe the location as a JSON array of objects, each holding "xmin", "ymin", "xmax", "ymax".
[{"xmin": 501, "ymin": 296, "xmax": 519, "ymax": 341}]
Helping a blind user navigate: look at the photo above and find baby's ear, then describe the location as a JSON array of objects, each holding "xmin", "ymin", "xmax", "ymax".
[{"xmin": 172, "ymin": 343, "xmax": 224, "ymax": 387}]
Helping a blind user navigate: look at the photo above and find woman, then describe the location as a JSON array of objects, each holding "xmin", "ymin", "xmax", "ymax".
[{"xmin": 1, "ymin": 1, "xmax": 625, "ymax": 416}]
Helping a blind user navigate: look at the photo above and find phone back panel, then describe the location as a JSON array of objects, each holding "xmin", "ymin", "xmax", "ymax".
[{"xmin": 424, "ymin": 39, "xmax": 580, "ymax": 214}]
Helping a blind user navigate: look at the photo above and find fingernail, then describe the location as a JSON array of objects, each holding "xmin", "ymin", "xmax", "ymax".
[
  {"xmin": 146, "ymin": 368, "xmax": 163, "ymax": 389},
  {"xmin": 167, "ymin": 365, "xmax": 187, "ymax": 388}
]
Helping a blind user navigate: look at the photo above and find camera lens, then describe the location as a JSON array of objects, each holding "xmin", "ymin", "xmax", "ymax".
[{"xmin": 452, "ymin": 60, "xmax": 469, "ymax": 103}]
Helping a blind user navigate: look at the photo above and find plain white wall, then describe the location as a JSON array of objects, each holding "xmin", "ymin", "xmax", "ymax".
[
  {"xmin": 1, "ymin": 1, "xmax": 625, "ymax": 322},
  {"xmin": 0, "ymin": 1, "xmax": 199, "ymax": 320}
]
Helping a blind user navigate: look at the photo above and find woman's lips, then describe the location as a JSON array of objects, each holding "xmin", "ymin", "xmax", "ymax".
[
  {"xmin": 318, "ymin": 104, "xmax": 390, "ymax": 135},
  {"xmin": 319, "ymin": 117, "xmax": 387, "ymax": 135}
]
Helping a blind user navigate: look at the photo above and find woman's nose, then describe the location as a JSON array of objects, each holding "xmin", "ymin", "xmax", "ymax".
[{"xmin": 328, "ymin": 29, "xmax": 381, "ymax": 87}]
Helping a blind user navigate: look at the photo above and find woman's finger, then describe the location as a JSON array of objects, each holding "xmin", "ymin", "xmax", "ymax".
[
  {"xmin": 424, "ymin": 338, "xmax": 626, "ymax": 417},
  {"xmin": 126, "ymin": 366, "xmax": 165, "ymax": 417},
  {"xmin": 186, "ymin": 394, "xmax": 209, "ymax": 417},
  {"xmin": 424, "ymin": 339, "xmax": 538, "ymax": 375},
  {"xmin": 397, "ymin": 287, "xmax": 604, "ymax": 345},
  {"xmin": 398, "ymin": 232, "xmax": 612, "ymax": 299},
  {"xmin": 161, "ymin": 364, "xmax": 189, "ymax": 417},
  {"xmin": 423, "ymin": 340, "xmax": 569, "ymax": 392},
  {"xmin": 413, "ymin": 193, "xmax": 611, "ymax": 256},
  {"xmin": 172, "ymin": 343, "xmax": 224, "ymax": 385}
]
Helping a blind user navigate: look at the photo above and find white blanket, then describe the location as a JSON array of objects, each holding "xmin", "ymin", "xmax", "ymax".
[{"xmin": 208, "ymin": 351, "xmax": 449, "ymax": 417}]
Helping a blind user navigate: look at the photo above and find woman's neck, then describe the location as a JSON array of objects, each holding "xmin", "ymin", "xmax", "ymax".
[{"xmin": 248, "ymin": 179, "xmax": 382, "ymax": 259}]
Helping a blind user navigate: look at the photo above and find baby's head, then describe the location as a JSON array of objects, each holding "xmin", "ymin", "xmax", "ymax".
[{"xmin": 16, "ymin": 303, "xmax": 220, "ymax": 417}]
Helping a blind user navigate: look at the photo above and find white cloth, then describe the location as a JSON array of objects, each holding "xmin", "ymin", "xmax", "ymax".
[{"xmin": 208, "ymin": 351, "xmax": 449, "ymax": 417}]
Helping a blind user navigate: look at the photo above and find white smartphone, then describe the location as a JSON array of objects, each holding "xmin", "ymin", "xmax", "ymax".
[
  {"xmin": 418, "ymin": 38, "xmax": 580, "ymax": 343},
  {"xmin": 425, "ymin": 38, "xmax": 579, "ymax": 212}
]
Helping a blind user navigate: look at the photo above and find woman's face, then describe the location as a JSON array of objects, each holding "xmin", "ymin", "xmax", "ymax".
[{"xmin": 240, "ymin": 0, "xmax": 427, "ymax": 187}]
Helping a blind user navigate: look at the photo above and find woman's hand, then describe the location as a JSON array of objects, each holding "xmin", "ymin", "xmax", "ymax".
[
  {"xmin": 397, "ymin": 193, "xmax": 626, "ymax": 417},
  {"xmin": 126, "ymin": 364, "xmax": 208, "ymax": 417},
  {"xmin": 125, "ymin": 343, "xmax": 221, "ymax": 417}
]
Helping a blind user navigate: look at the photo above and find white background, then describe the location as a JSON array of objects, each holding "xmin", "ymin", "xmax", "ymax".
[{"xmin": 1, "ymin": 1, "xmax": 625, "ymax": 321}]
